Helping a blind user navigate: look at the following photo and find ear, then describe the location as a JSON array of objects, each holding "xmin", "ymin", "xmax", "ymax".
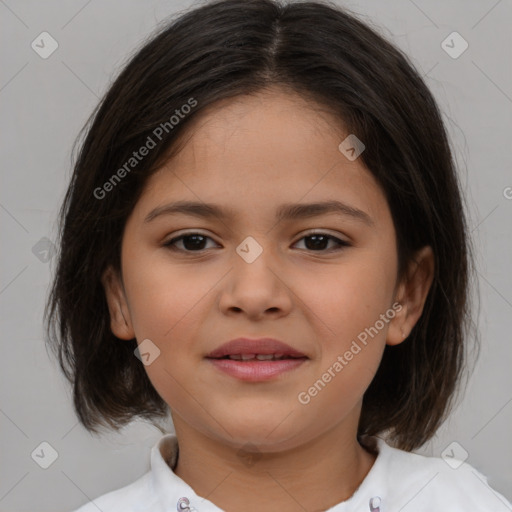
[
  {"xmin": 386, "ymin": 245, "xmax": 435, "ymax": 346},
  {"xmin": 101, "ymin": 265, "xmax": 135, "ymax": 340}
]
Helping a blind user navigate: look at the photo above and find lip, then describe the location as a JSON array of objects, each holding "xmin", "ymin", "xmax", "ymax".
[
  {"xmin": 205, "ymin": 337, "xmax": 307, "ymax": 359},
  {"xmin": 205, "ymin": 337, "xmax": 309, "ymax": 382}
]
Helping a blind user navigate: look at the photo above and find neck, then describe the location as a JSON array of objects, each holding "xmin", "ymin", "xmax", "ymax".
[{"xmin": 171, "ymin": 412, "xmax": 377, "ymax": 512}]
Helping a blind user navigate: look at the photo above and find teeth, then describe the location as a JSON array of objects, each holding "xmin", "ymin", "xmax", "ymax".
[
  {"xmin": 256, "ymin": 354, "xmax": 274, "ymax": 360},
  {"xmin": 226, "ymin": 354, "xmax": 293, "ymax": 361}
]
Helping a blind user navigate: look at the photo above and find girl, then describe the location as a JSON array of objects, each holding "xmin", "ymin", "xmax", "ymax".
[{"xmin": 45, "ymin": 0, "xmax": 512, "ymax": 510}]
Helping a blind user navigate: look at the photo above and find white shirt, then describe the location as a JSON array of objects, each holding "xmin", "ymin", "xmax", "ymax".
[{"xmin": 73, "ymin": 433, "xmax": 512, "ymax": 511}]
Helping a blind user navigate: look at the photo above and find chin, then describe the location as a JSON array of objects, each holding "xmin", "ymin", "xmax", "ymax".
[{"xmin": 211, "ymin": 415, "xmax": 303, "ymax": 452}]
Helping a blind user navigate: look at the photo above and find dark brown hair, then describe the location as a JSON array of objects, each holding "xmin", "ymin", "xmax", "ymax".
[{"xmin": 45, "ymin": 0, "xmax": 478, "ymax": 450}]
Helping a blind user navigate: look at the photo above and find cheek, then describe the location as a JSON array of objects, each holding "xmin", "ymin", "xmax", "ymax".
[
  {"xmin": 120, "ymin": 249, "xmax": 210, "ymax": 383},
  {"xmin": 130, "ymin": 304, "xmax": 205, "ymax": 416},
  {"xmin": 122, "ymin": 249, "xmax": 211, "ymax": 338},
  {"xmin": 303, "ymin": 253, "xmax": 397, "ymax": 349}
]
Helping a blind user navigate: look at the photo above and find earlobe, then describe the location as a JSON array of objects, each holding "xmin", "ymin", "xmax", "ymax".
[
  {"xmin": 386, "ymin": 245, "xmax": 435, "ymax": 346},
  {"xmin": 386, "ymin": 303, "xmax": 408, "ymax": 346},
  {"xmin": 101, "ymin": 266, "xmax": 135, "ymax": 340}
]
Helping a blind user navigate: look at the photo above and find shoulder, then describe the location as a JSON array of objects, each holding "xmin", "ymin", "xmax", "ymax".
[
  {"xmin": 375, "ymin": 438, "xmax": 512, "ymax": 510},
  {"xmin": 71, "ymin": 471, "xmax": 157, "ymax": 512},
  {"xmin": 70, "ymin": 433, "xmax": 181, "ymax": 512}
]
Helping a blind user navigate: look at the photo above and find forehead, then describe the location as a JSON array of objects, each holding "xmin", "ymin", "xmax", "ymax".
[{"xmin": 135, "ymin": 88, "xmax": 390, "ymax": 227}]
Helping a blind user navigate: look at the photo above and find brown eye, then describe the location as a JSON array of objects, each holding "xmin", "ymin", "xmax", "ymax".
[
  {"xmin": 163, "ymin": 231, "xmax": 350, "ymax": 254},
  {"xmin": 293, "ymin": 233, "xmax": 350, "ymax": 252},
  {"xmin": 164, "ymin": 233, "xmax": 219, "ymax": 252}
]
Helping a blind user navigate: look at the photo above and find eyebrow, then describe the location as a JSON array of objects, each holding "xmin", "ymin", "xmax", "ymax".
[{"xmin": 144, "ymin": 200, "xmax": 374, "ymax": 226}]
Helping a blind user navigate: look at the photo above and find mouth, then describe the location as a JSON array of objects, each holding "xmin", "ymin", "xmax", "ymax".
[
  {"xmin": 208, "ymin": 353, "xmax": 307, "ymax": 361},
  {"xmin": 205, "ymin": 337, "xmax": 309, "ymax": 381},
  {"xmin": 205, "ymin": 337, "xmax": 308, "ymax": 359}
]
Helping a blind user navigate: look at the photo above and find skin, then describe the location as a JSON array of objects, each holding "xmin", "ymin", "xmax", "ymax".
[{"xmin": 102, "ymin": 86, "xmax": 434, "ymax": 512}]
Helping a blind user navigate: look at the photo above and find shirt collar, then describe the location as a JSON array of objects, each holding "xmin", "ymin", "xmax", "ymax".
[
  {"xmin": 150, "ymin": 434, "xmax": 224, "ymax": 511},
  {"xmin": 150, "ymin": 433, "xmax": 389, "ymax": 511}
]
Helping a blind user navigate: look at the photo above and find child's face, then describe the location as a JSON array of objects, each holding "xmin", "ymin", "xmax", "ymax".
[{"xmin": 104, "ymin": 87, "xmax": 418, "ymax": 450}]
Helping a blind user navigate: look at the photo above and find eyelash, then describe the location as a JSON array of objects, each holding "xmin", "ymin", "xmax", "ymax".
[{"xmin": 163, "ymin": 231, "xmax": 350, "ymax": 254}]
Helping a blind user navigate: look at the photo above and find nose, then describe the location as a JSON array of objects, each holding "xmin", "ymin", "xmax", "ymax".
[{"xmin": 218, "ymin": 244, "xmax": 293, "ymax": 320}]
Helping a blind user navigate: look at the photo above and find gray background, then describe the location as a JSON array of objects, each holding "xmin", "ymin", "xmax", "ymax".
[{"xmin": 1, "ymin": 0, "xmax": 511, "ymax": 510}]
